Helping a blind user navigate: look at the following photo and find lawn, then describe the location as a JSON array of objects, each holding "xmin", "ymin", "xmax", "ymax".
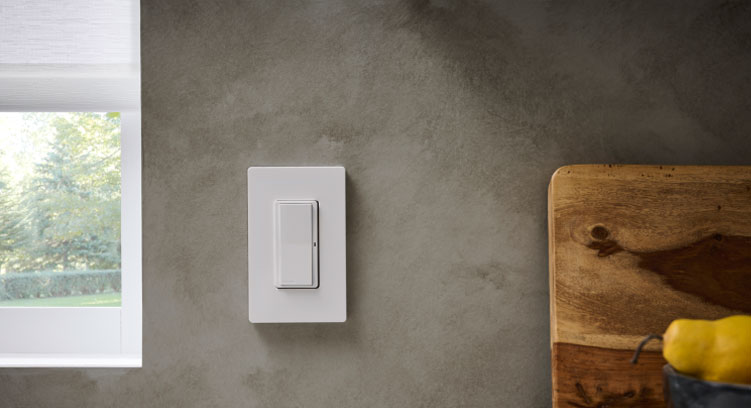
[{"xmin": 0, "ymin": 293, "xmax": 121, "ymax": 307}]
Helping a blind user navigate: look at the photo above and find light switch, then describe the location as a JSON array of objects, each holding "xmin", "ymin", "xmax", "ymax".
[
  {"xmin": 274, "ymin": 200, "xmax": 318, "ymax": 289},
  {"xmin": 248, "ymin": 166, "xmax": 346, "ymax": 323}
]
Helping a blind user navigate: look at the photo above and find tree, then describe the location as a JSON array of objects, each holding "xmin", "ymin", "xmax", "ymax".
[
  {"xmin": 0, "ymin": 166, "xmax": 27, "ymax": 270},
  {"xmin": 14, "ymin": 112, "xmax": 121, "ymax": 272}
]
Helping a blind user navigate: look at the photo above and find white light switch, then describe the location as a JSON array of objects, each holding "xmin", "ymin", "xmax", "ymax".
[
  {"xmin": 248, "ymin": 166, "xmax": 346, "ymax": 323},
  {"xmin": 274, "ymin": 200, "xmax": 318, "ymax": 289}
]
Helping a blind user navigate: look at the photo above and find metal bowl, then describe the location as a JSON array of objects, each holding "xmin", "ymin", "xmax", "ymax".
[{"xmin": 664, "ymin": 364, "xmax": 751, "ymax": 408}]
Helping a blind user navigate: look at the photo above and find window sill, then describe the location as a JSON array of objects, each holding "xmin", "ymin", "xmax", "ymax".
[{"xmin": 0, "ymin": 354, "xmax": 141, "ymax": 368}]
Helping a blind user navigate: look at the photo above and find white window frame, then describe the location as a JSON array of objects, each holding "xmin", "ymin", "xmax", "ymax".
[{"xmin": 0, "ymin": 12, "xmax": 142, "ymax": 369}]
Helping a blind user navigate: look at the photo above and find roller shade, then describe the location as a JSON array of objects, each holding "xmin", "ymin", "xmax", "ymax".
[{"xmin": 0, "ymin": 0, "xmax": 140, "ymax": 111}]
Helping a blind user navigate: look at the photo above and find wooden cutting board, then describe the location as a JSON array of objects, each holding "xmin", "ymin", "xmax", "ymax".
[{"xmin": 548, "ymin": 165, "xmax": 751, "ymax": 408}]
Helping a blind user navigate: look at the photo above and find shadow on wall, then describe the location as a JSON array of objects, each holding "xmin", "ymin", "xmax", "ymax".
[{"xmin": 390, "ymin": 0, "xmax": 751, "ymax": 163}]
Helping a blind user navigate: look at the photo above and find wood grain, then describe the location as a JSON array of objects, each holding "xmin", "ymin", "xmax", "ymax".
[
  {"xmin": 548, "ymin": 165, "xmax": 751, "ymax": 408},
  {"xmin": 553, "ymin": 343, "xmax": 666, "ymax": 408}
]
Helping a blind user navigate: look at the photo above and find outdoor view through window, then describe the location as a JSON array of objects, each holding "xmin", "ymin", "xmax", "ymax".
[{"xmin": 0, "ymin": 112, "xmax": 121, "ymax": 307}]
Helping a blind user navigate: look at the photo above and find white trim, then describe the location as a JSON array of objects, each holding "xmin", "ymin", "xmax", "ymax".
[
  {"xmin": 0, "ymin": 355, "xmax": 141, "ymax": 368},
  {"xmin": 119, "ymin": 110, "xmax": 143, "ymax": 359},
  {"xmin": 0, "ymin": 308, "xmax": 120, "ymax": 354}
]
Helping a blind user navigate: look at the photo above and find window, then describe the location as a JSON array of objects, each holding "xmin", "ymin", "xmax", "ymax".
[
  {"xmin": 0, "ymin": 1, "xmax": 141, "ymax": 367},
  {"xmin": 0, "ymin": 112, "xmax": 122, "ymax": 307}
]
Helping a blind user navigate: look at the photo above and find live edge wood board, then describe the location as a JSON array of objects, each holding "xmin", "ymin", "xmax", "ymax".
[{"xmin": 548, "ymin": 165, "xmax": 751, "ymax": 408}]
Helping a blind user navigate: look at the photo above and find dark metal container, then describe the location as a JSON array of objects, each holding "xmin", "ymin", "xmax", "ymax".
[{"xmin": 664, "ymin": 365, "xmax": 751, "ymax": 408}]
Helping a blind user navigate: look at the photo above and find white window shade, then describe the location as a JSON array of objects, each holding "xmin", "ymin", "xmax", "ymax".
[{"xmin": 0, "ymin": 0, "xmax": 140, "ymax": 111}]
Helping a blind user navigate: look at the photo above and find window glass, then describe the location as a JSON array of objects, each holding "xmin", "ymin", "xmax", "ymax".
[{"xmin": 0, "ymin": 112, "xmax": 121, "ymax": 307}]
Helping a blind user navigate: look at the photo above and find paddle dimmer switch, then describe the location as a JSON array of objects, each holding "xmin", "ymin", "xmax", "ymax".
[
  {"xmin": 248, "ymin": 167, "xmax": 346, "ymax": 323},
  {"xmin": 273, "ymin": 200, "xmax": 319, "ymax": 289}
]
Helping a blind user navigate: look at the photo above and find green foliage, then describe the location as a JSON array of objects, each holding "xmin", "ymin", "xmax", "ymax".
[
  {"xmin": 0, "ymin": 162, "xmax": 29, "ymax": 268},
  {"xmin": 0, "ymin": 112, "xmax": 122, "ymax": 299},
  {"xmin": 0, "ymin": 270, "xmax": 120, "ymax": 301}
]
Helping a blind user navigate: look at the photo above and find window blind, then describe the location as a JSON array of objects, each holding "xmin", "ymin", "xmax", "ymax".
[{"xmin": 0, "ymin": 0, "xmax": 140, "ymax": 111}]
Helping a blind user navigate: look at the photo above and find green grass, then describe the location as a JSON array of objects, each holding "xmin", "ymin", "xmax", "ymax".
[{"xmin": 0, "ymin": 293, "xmax": 121, "ymax": 307}]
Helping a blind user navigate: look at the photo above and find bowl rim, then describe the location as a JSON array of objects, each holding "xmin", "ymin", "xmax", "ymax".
[{"xmin": 664, "ymin": 364, "xmax": 751, "ymax": 390}]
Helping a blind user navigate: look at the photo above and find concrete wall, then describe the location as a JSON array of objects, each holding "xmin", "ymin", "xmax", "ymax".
[{"xmin": 2, "ymin": 1, "xmax": 750, "ymax": 406}]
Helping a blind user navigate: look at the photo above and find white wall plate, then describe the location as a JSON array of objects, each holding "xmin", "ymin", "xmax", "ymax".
[{"xmin": 248, "ymin": 167, "xmax": 346, "ymax": 323}]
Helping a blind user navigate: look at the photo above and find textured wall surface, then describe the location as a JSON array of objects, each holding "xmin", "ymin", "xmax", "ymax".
[{"xmin": 2, "ymin": 1, "xmax": 751, "ymax": 407}]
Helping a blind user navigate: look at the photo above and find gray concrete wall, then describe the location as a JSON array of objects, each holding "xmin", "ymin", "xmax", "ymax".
[{"xmin": 2, "ymin": 1, "xmax": 750, "ymax": 407}]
